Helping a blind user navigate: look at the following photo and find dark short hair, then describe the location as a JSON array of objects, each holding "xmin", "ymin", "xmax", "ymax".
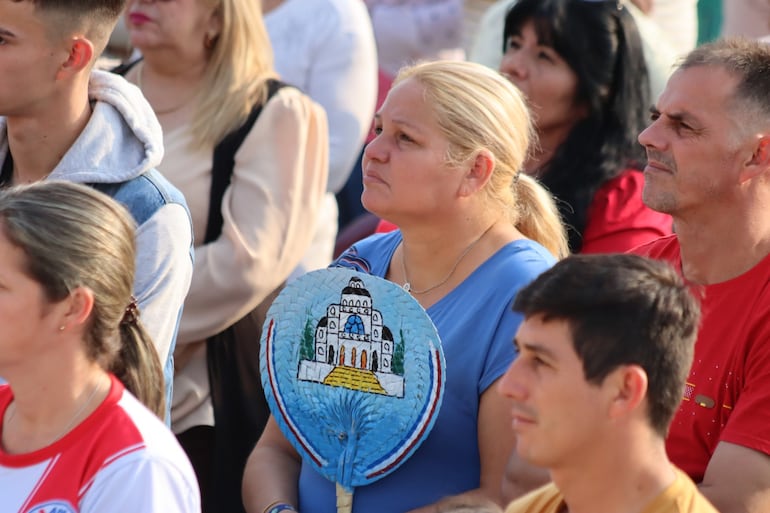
[
  {"xmin": 503, "ymin": 0, "xmax": 649, "ymax": 251},
  {"xmin": 13, "ymin": 0, "xmax": 125, "ymax": 52},
  {"xmin": 14, "ymin": 0, "xmax": 125, "ymax": 18},
  {"xmin": 513, "ymin": 254, "xmax": 700, "ymax": 437},
  {"xmin": 679, "ymin": 37, "xmax": 770, "ymax": 126}
]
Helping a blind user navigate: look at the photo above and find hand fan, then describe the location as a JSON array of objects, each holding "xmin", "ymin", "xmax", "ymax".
[{"xmin": 261, "ymin": 267, "xmax": 446, "ymax": 512}]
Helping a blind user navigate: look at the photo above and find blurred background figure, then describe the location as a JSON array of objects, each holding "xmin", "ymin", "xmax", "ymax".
[
  {"xmin": 121, "ymin": 0, "xmax": 328, "ymax": 511},
  {"xmin": 498, "ymin": 0, "xmax": 673, "ymax": 253},
  {"xmin": 263, "ymin": 0, "xmax": 378, "ymax": 274},
  {"xmin": 722, "ymin": 0, "xmax": 770, "ymax": 39},
  {"xmin": 366, "ymin": 0, "xmax": 466, "ymax": 77},
  {"xmin": 0, "ymin": 182, "xmax": 199, "ymax": 513},
  {"xmin": 631, "ymin": 0, "xmax": 699, "ymax": 57},
  {"xmin": 336, "ymin": 0, "xmax": 469, "ymax": 234}
]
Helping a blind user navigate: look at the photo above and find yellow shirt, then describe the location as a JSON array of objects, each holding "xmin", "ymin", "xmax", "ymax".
[{"xmin": 504, "ymin": 468, "xmax": 718, "ymax": 513}]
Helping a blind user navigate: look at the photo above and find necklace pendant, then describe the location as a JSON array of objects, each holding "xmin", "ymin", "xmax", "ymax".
[{"xmin": 402, "ymin": 282, "xmax": 411, "ymax": 293}]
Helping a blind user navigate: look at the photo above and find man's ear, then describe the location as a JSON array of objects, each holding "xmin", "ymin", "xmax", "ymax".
[
  {"xmin": 739, "ymin": 135, "xmax": 770, "ymax": 183},
  {"xmin": 55, "ymin": 37, "xmax": 94, "ymax": 80},
  {"xmin": 458, "ymin": 150, "xmax": 495, "ymax": 198},
  {"xmin": 606, "ymin": 365, "xmax": 648, "ymax": 420}
]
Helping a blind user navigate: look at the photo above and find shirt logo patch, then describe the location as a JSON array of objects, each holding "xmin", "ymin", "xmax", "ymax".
[
  {"xmin": 683, "ymin": 382, "xmax": 695, "ymax": 401},
  {"xmin": 694, "ymin": 394, "xmax": 715, "ymax": 409},
  {"xmin": 25, "ymin": 501, "xmax": 76, "ymax": 513}
]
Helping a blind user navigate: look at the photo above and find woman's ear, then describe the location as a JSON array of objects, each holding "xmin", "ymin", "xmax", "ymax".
[
  {"xmin": 458, "ymin": 150, "xmax": 495, "ymax": 198},
  {"xmin": 58, "ymin": 286, "xmax": 95, "ymax": 332},
  {"xmin": 206, "ymin": 6, "xmax": 223, "ymax": 46}
]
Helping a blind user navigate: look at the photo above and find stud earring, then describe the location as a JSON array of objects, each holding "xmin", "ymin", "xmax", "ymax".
[
  {"xmin": 204, "ymin": 33, "xmax": 217, "ymax": 50},
  {"xmin": 58, "ymin": 326, "xmax": 65, "ymax": 332}
]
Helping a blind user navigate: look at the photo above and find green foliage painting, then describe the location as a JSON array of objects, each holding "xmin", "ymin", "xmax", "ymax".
[
  {"xmin": 392, "ymin": 329, "xmax": 405, "ymax": 376},
  {"xmin": 300, "ymin": 315, "xmax": 315, "ymax": 361}
]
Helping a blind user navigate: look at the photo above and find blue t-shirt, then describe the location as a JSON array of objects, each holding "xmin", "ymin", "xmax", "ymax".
[{"xmin": 298, "ymin": 231, "xmax": 555, "ymax": 513}]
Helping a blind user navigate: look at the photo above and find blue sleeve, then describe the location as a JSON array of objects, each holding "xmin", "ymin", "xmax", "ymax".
[{"xmin": 479, "ymin": 297, "xmax": 521, "ymax": 394}]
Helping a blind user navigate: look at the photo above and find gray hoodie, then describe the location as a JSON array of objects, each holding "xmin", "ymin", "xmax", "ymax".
[{"xmin": 0, "ymin": 70, "xmax": 194, "ymax": 415}]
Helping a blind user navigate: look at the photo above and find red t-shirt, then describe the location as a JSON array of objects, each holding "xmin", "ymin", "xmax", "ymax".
[
  {"xmin": 634, "ymin": 235, "xmax": 770, "ymax": 481},
  {"xmin": 376, "ymin": 170, "xmax": 673, "ymax": 254}
]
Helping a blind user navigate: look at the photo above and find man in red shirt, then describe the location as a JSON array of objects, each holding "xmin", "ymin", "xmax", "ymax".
[{"xmin": 631, "ymin": 37, "xmax": 770, "ymax": 513}]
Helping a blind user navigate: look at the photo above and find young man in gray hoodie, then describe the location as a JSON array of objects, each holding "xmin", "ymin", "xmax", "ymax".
[{"xmin": 0, "ymin": 0, "xmax": 193, "ymax": 421}]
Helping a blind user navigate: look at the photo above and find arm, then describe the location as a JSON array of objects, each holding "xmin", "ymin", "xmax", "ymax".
[
  {"xmin": 699, "ymin": 442, "xmax": 770, "ymax": 513},
  {"xmin": 242, "ymin": 416, "xmax": 303, "ymax": 513},
  {"xmin": 407, "ymin": 378, "xmax": 517, "ymax": 513},
  {"xmin": 177, "ymin": 89, "xmax": 329, "ymax": 343},
  {"xmin": 133, "ymin": 202, "xmax": 193, "ymax": 362},
  {"xmin": 694, "ymin": 301, "xmax": 770, "ymax": 512},
  {"xmin": 305, "ymin": 4, "xmax": 378, "ymax": 193}
]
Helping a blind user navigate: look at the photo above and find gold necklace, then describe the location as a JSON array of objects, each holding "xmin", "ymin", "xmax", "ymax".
[
  {"xmin": 400, "ymin": 223, "xmax": 496, "ymax": 295},
  {"xmin": 136, "ymin": 63, "xmax": 191, "ymax": 116},
  {"xmin": 5, "ymin": 377, "xmax": 105, "ymax": 448}
]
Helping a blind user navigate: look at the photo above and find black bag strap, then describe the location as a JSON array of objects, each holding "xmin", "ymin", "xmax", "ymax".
[
  {"xmin": 204, "ymin": 79, "xmax": 286, "ymax": 244},
  {"xmin": 111, "ymin": 58, "xmax": 141, "ymax": 76}
]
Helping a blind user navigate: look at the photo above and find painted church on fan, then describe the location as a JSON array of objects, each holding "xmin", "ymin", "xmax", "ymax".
[{"xmin": 297, "ymin": 277, "xmax": 405, "ymax": 397}]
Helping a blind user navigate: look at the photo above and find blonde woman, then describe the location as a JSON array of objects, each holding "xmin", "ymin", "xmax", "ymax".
[
  {"xmin": 122, "ymin": 0, "xmax": 329, "ymax": 511},
  {"xmin": 243, "ymin": 60, "xmax": 567, "ymax": 513}
]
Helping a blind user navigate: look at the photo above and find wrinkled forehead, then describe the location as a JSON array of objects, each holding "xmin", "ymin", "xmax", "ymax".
[{"xmin": 658, "ymin": 66, "xmax": 740, "ymax": 119}]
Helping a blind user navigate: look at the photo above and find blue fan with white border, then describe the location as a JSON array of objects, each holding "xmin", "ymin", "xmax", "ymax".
[{"xmin": 261, "ymin": 267, "xmax": 446, "ymax": 512}]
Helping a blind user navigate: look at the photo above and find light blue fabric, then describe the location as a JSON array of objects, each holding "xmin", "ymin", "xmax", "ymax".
[
  {"xmin": 91, "ymin": 169, "xmax": 192, "ymax": 425},
  {"xmin": 297, "ymin": 231, "xmax": 555, "ymax": 513},
  {"xmin": 0, "ymin": 71, "xmax": 194, "ymax": 425}
]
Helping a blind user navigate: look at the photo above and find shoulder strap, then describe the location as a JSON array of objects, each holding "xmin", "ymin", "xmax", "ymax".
[
  {"xmin": 111, "ymin": 58, "xmax": 142, "ymax": 77},
  {"xmin": 203, "ymin": 79, "xmax": 286, "ymax": 243}
]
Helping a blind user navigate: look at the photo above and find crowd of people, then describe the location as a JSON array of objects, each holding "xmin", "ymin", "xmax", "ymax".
[{"xmin": 0, "ymin": 1, "xmax": 769, "ymax": 513}]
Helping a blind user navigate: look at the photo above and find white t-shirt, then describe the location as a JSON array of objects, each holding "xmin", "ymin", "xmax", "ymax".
[{"xmin": 0, "ymin": 376, "xmax": 200, "ymax": 513}]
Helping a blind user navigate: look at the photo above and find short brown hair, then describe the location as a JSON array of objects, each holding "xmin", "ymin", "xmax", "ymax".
[
  {"xmin": 13, "ymin": 0, "xmax": 125, "ymax": 55},
  {"xmin": 680, "ymin": 38, "xmax": 770, "ymax": 129}
]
